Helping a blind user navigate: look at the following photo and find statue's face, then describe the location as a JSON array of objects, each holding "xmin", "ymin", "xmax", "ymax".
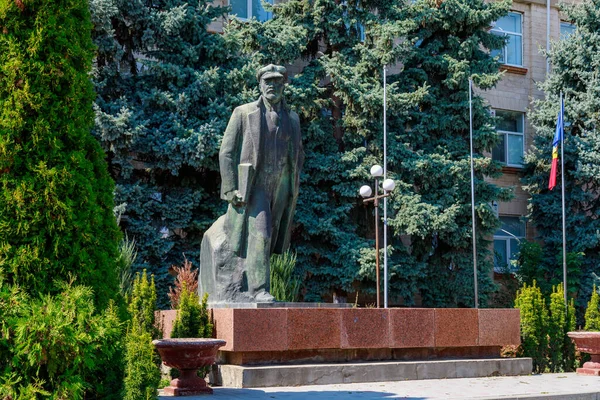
[{"xmin": 260, "ymin": 76, "xmax": 284, "ymax": 104}]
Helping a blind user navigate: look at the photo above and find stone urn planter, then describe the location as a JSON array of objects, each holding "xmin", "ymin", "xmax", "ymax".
[
  {"xmin": 153, "ymin": 338, "xmax": 226, "ymax": 395},
  {"xmin": 567, "ymin": 331, "xmax": 600, "ymax": 376}
]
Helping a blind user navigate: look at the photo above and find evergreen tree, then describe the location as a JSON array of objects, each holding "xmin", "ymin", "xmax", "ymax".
[
  {"xmin": 584, "ymin": 285, "xmax": 600, "ymax": 331},
  {"xmin": 0, "ymin": 0, "xmax": 121, "ymax": 308},
  {"xmin": 90, "ymin": 0, "xmax": 257, "ymax": 307},
  {"xmin": 232, "ymin": 0, "xmax": 510, "ymax": 305},
  {"xmin": 386, "ymin": 0, "xmax": 512, "ymax": 306},
  {"xmin": 514, "ymin": 281, "xmax": 549, "ymax": 373},
  {"xmin": 123, "ymin": 271, "xmax": 161, "ymax": 400},
  {"xmin": 522, "ymin": 0, "xmax": 600, "ymax": 313}
]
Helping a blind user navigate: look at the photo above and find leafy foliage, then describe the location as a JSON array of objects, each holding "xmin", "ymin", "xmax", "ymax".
[
  {"xmin": 514, "ymin": 282, "xmax": 577, "ymax": 373},
  {"xmin": 522, "ymin": 0, "xmax": 600, "ymax": 316},
  {"xmin": 270, "ymin": 251, "xmax": 301, "ymax": 302},
  {"xmin": 584, "ymin": 285, "xmax": 600, "ymax": 331},
  {"xmin": 123, "ymin": 271, "xmax": 160, "ymax": 400},
  {"xmin": 548, "ymin": 284, "xmax": 575, "ymax": 372},
  {"xmin": 171, "ymin": 286, "xmax": 212, "ymax": 339},
  {"xmin": 90, "ymin": 0, "xmax": 257, "ymax": 308},
  {"xmin": 0, "ymin": 0, "xmax": 122, "ymax": 309},
  {"xmin": 168, "ymin": 257, "xmax": 199, "ymax": 309},
  {"xmin": 0, "ymin": 282, "xmax": 123, "ymax": 399},
  {"xmin": 514, "ymin": 281, "xmax": 548, "ymax": 373}
]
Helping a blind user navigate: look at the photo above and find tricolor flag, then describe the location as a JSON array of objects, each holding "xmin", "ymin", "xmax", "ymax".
[{"xmin": 548, "ymin": 97, "xmax": 564, "ymax": 190}]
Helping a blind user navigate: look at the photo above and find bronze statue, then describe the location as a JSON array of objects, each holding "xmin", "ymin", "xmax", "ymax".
[{"xmin": 199, "ymin": 64, "xmax": 304, "ymax": 303}]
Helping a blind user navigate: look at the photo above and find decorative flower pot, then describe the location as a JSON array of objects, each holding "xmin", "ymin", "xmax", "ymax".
[
  {"xmin": 567, "ymin": 331, "xmax": 600, "ymax": 376},
  {"xmin": 153, "ymin": 338, "xmax": 226, "ymax": 396}
]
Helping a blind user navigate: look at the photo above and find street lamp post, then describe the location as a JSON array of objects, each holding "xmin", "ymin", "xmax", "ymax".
[{"xmin": 360, "ymin": 165, "xmax": 396, "ymax": 308}]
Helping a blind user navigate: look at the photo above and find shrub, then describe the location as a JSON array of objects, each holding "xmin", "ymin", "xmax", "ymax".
[
  {"xmin": 168, "ymin": 257, "xmax": 199, "ymax": 309},
  {"xmin": 547, "ymin": 284, "xmax": 577, "ymax": 372},
  {"xmin": 123, "ymin": 271, "xmax": 160, "ymax": 400},
  {"xmin": 514, "ymin": 281, "xmax": 548, "ymax": 373},
  {"xmin": 564, "ymin": 298, "xmax": 577, "ymax": 371},
  {"xmin": 584, "ymin": 285, "xmax": 600, "ymax": 331},
  {"xmin": 500, "ymin": 344, "xmax": 523, "ymax": 358},
  {"xmin": 270, "ymin": 251, "xmax": 301, "ymax": 302},
  {"xmin": 0, "ymin": 283, "xmax": 123, "ymax": 399},
  {"xmin": 171, "ymin": 285, "xmax": 212, "ymax": 339}
]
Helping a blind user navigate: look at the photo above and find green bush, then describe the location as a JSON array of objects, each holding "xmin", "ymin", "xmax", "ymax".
[
  {"xmin": 270, "ymin": 251, "xmax": 301, "ymax": 302},
  {"xmin": 0, "ymin": 282, "xmax": 123, "ymax": 399},
  {"xmin": 123, "ymin": 271, "xmax": 161, "ymax": 400},
  {"xmin": 171, "ymin": 285, "xmax": 212, "ymax": 339},
  {"xmin": 565, "ymin": 298, "xmax": 577, "ymax": 371},
  {"xmin": 584, "ymin": 285, "xmax": 600, "ymax": 331},
  {"xmin": 547, "ymin": 284, "xmax": 576, "ymax": 372},
  {"xmin": 514, "ymin": 281, "xmax": 548, "ymax": 373},
  {"xmin": 514, "ymin": 282, "xmax": 577, "ymax": 373}
]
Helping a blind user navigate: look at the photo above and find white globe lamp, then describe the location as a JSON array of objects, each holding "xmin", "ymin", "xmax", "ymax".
[
  {"xmin": 359, "ymin": 185, "xmax": 372, "ymax": 198},
  {"xmin": 370, "ymin": 165, "xmax": 383, "ymax": 177},
  {"xmin": 382, "ymin": 179, "xmax": 395, "ymax": 192}
]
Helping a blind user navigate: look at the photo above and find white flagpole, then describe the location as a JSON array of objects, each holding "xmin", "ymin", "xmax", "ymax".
[
  {"xmin": 560, "ymin": 92, "xmax": 567, "ymax": 306},
  {"xmin": 383, "ymin": 64, "xmax": 388, "ymax": 309},
  {"xmin": 469, "ymin": 78, "xmax": 478, "ymax": 309}
]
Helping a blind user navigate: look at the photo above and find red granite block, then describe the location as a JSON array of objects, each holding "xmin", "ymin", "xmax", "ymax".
[
  {"xmin": 478, "ymin": 309, "xmax": 520, "ymax": 346},
  {"xmin": 434, "ymin": 309, "xmax": 479, "ymax": 347},
  {"xmin": 156, "ymin": 310, "xmax": 178, "ymax": 339},
  {"xmin": 288, "ymin": 308, "xmax": 341, "ymax": 350},
  {"xmin": 340, "ymin": 309, "xmax": 390, "ymax": 349},
  {"xmin": 218, "ymin": 308, "xmax": 288, "ymax": 352},
  {"xmin": 211, "ymin": 308, "xmax": 235, "ymax": 351},
  {"xmin": 576, "ymin": 367, "xmax": 600, "ymax": 376},
  {"xmin": 390, "ymin": 308, "xmax": 435, "ymax": 348}
]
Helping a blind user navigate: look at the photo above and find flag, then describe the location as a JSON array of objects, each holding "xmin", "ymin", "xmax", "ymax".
[{"xmin": 548, "ymin": 96, "xmax": 564, "ymax": 190}]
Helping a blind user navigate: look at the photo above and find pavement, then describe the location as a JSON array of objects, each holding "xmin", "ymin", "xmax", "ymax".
[{"xmin": 159, "ymin": 373, "xmax": 600, "ymax": 399}]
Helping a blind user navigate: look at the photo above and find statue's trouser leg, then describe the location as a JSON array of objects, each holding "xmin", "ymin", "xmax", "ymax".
[{"xmin": 245, "ymin": 203, "xmax": 272, "ymax": 295}]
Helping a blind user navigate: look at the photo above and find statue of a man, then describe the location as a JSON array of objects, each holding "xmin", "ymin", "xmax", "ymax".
[{"xmin": 199, "ymin": 64, "xmax": 304, "ymax": 303}]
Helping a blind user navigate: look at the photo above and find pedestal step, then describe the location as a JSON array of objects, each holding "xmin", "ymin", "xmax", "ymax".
[{"xmin": 212, "ymin": 357, "xmax": 533, "ymax": 388}]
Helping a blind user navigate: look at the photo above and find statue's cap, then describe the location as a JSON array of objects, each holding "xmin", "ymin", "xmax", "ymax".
[{"xmin": 257, "ymin": 64, "xmax": 286, "ymax": 81}]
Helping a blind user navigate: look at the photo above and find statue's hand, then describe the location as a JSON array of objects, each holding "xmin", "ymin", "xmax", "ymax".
[{"xmin": 226, "ymin": 190, "xmax": 246, "ymax": 207}]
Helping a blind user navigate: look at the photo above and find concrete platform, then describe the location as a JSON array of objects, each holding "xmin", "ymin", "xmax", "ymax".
[
  {"xmin": 159, "ymin": 373, "xmax": 600, "ymax": 400},
  {"xmin": 212, "ymin": 358, "xmax": 533, "ymax": 388}
]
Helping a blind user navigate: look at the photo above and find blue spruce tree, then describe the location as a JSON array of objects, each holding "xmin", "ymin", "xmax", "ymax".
[{"xmin": 91, "ymin": 0, "xmax": 256, "ymax": 306}]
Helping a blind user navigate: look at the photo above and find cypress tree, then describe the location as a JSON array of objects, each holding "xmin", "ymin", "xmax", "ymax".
[
  {"xmin": 232, "ymin": 0, "xmax": 510, "ymax": 305},
  {"xmin": 522, "ymin": 0, "xmax": 600, "ymax": 313},
  {"xmin": 91, "ymin": 0, "xmax": 256, "ymax": 307},
  {"xmin": 0, "ymin": 0, "xmax": 121, "ymax": 307}
]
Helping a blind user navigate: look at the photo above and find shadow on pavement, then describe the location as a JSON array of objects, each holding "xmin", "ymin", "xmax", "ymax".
[{"xmin": 160, "ymin": 387, "xmax": 428, "ymax": 399}]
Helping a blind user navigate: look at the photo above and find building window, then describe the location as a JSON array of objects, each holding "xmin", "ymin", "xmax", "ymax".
[
  {"xmin": 494, "ymin": 216, "xmax": 526, "ymax": 272},
  {"xmin": 492, "ymin": 110, "xmax": 525, "ymax": 167},
  {"xmin": 491, "ymin": 12, "xmax": 523, "ymax": 66},
  {"xmin": 229, "ymin": 0, "xmax": 273, "ymax": 22},
  {"xmin": 560, "ymin": 22, "xmax": 576, "ymax": 39}
]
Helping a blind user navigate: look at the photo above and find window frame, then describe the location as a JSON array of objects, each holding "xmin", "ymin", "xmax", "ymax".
[
  {"xmin": 228, "ymin": 0, "xmax": 273, "ymax": 22},
  {"xmin": 493, "ymin": 216, "xmax": 526, "ymax": 273},
  {"xmin": 493, "ymin": 109, "xmax": 525, "ymax": 168},
  {"xmin": 491, "ymin": 12, "xmax": 524, "ymax": 67},
  {"xmin": 560, "ymin": 21, "xmax": 576, "ymax": 39}
]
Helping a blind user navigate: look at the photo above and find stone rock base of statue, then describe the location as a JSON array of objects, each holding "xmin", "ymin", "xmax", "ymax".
[
  {"xmin": 199, "ymin": 215, "xmax": 274, "ymax": 303},
  {"xmin": 568, "ymin": 332, "xmax": 600, "ymax": 376}
]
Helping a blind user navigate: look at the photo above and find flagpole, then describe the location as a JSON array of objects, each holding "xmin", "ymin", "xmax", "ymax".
[
  {"xmin": 560, "ymin": 92, "xmax": 567, "ymax": 306},
  {"xmin": 383, "ymin": 64, "xmax": 388, "ymax": 309},
  {"xmin": 469, "ymin": 78, "xmax": 478, "ymax": 309}
]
